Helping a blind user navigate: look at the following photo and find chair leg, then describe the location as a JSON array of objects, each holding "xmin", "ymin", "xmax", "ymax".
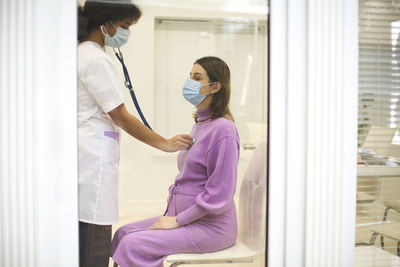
[
  {"xmin": 383, "ymin": 207, "xmax": 390, "ymax": 221},
  {"xmin": 379, "ymin": 206, "xmax": 391, "ymax": 250},
  {"xmin": 397, "ymin": 241, "xmax": 400, "ymax": 257},
  {"xmin": 370, "ymin": 232, "xmax": 378, "ymax": 246}
]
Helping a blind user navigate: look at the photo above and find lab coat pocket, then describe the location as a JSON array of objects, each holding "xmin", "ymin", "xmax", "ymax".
[{"xmin": 102, "ymin": 131, "xmax": 120, "ymax": 163}]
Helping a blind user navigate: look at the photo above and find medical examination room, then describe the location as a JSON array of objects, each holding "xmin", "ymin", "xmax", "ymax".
[
  {"xmin": 78, "ymin": 0, "xmax": 268, "ymax": 266},
  {"xmin": 1, "ymin": 0, "xmax": 400, "ymax": 266}
]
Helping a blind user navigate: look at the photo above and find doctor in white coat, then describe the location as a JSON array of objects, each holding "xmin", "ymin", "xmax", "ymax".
[{"xmin": 77, "ymin": 1, "xmax": 193, "ymax": 266}]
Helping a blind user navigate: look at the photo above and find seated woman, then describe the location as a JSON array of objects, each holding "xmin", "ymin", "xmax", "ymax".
[{"xmin": 110, "ymin": 56, "xmax": 240, "ymax": 267}]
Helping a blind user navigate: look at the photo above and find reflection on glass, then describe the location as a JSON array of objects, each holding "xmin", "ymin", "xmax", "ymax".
[
  {"xmin": 356, "ymin": 1, "xmax": 400, "ymax": 264},
  {"xmin": 358, "ymin": 1, "xmax": 400, "ymax": 165}
]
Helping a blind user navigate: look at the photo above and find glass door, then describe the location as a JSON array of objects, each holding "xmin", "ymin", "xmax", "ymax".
[{"xmin": 356, "ymin": 1, "xmax": 400, "ymax": 265}]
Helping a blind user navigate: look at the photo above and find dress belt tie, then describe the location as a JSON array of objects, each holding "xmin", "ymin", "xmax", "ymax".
[
  {"xmin": 164, "ymin": 185, "xmax": 204, "ymax": 215},
  {"xmin": 170, "ymin": 185, "xmax": 204, "ymax": 196}
]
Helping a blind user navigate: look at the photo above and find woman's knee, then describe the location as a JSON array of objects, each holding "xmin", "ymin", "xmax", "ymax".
[{"xmin": 118, "ymin": 232, "xmax": 158, "ymax": 256}]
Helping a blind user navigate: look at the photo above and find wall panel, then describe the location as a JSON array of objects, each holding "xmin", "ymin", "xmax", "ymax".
[{"xmin": 0, "ymin": 0, "xmax": 78, "ymax": 266}]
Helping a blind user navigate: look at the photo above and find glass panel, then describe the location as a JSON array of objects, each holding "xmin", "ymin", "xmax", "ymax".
[
  {"xmin": 77, "ymin": 1, "xmax": 268, "ymax": 266},
  {"xmin": 356, "ymin": 1, "xmax": 400, "ymax": 266}
]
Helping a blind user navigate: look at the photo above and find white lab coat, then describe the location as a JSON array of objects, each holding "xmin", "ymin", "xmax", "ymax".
[{"xmin": 77, "ymin": 41, "xmax": 124, "ymax": 225}]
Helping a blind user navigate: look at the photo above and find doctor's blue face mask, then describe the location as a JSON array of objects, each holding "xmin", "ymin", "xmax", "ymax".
[
  {"xmin": 101, "ymin": 21, "xmax": 130, "ymax": 48},
  {"xmin": 182, "ymin": 78, "xmax": 216, "ymax": 106}
]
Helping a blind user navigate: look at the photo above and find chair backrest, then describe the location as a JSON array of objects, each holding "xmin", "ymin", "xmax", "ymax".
[
  {"xmin": 362, "ymin": 125, "xmax": 396, "ymax": 157},
  {"xmin": 238, "ymin": 137, "xmax": 267, "ymax": 253},
  {"xmin": 379, "ymin": 176, "xmax": 400, "ymax": 212}
]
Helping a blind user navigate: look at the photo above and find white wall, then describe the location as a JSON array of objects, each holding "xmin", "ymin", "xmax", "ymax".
[
  {"xmin": 135, "ymin": 0, "xmax": 267, "ymax": 13},
  {"xmin": 105, "ymin": 3, "xmax": 268, "ymax": 218}
]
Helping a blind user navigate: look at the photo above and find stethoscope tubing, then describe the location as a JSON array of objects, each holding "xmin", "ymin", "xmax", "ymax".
[{"xmin": 114, "ymin": 48, "xmax": 153, "ymax": 131}]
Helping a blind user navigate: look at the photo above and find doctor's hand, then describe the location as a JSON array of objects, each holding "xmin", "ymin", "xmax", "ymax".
[
  {"xmin": 108, "ymin": 104, "xmax": 193, "ymax": 152},
  {"xmin": 161, "ymin": 134, "xmax": 193, "ymax": 152},
  {"xmin": 148, "ymin": 216, "xmax": 179, "ymax": 230}
]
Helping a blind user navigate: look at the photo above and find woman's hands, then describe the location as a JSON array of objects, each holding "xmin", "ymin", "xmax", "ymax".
[
  {"xmin": 161, "ymin": 134, "xmax": 193, "ymax": 152},
  {"xmin": 148, "ymin": 216, "xmax": 179, "ymax": 230}
]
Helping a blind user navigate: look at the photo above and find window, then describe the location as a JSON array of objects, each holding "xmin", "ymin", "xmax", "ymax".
[{"xmin": 356, "ymin": 0, "xmax": 400, "ymax": 264}]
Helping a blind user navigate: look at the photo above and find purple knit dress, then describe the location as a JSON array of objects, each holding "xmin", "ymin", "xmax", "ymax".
[{"xmin": 110, "ymin": 108, "xmax": 240, "ymax": 267}]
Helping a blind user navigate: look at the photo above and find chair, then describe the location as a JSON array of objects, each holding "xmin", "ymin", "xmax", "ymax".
[
  {"xmin": 361, "ymin": 125, "xmax": 396, "ymax": 159},
  {"xmin": 368, "ymin": 176, "xmax": 400, "ymax": 254},
  {"xmin": 165, "ymin": 137, "xmax": 267, "ymax": 266},
  {"xmin": 356, "ymin": 167, "xmax": 400, "ymax": 254}
]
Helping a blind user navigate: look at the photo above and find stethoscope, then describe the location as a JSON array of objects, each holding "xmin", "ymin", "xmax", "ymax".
[{"xmin": 113, "ymin": 48, "xmax": 153, "ymax": 131}]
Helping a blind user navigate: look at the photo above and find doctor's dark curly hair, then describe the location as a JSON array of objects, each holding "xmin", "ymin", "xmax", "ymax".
[
  {"xmin": 78, "ymin": 0, "xmax": 141, "ymax": 42},
  {"xmin": 193, "ymin": 56, "xmax": 234, "ymax": 122}
]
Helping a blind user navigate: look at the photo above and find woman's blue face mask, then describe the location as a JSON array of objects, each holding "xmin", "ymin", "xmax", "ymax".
[
  {"xmin": 101, "ymin": 21, "xmax": 130, "ymax": 48},
  {"xmin": 182, "ymin": 78, "xmax": 215, "ymax": 106}
]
